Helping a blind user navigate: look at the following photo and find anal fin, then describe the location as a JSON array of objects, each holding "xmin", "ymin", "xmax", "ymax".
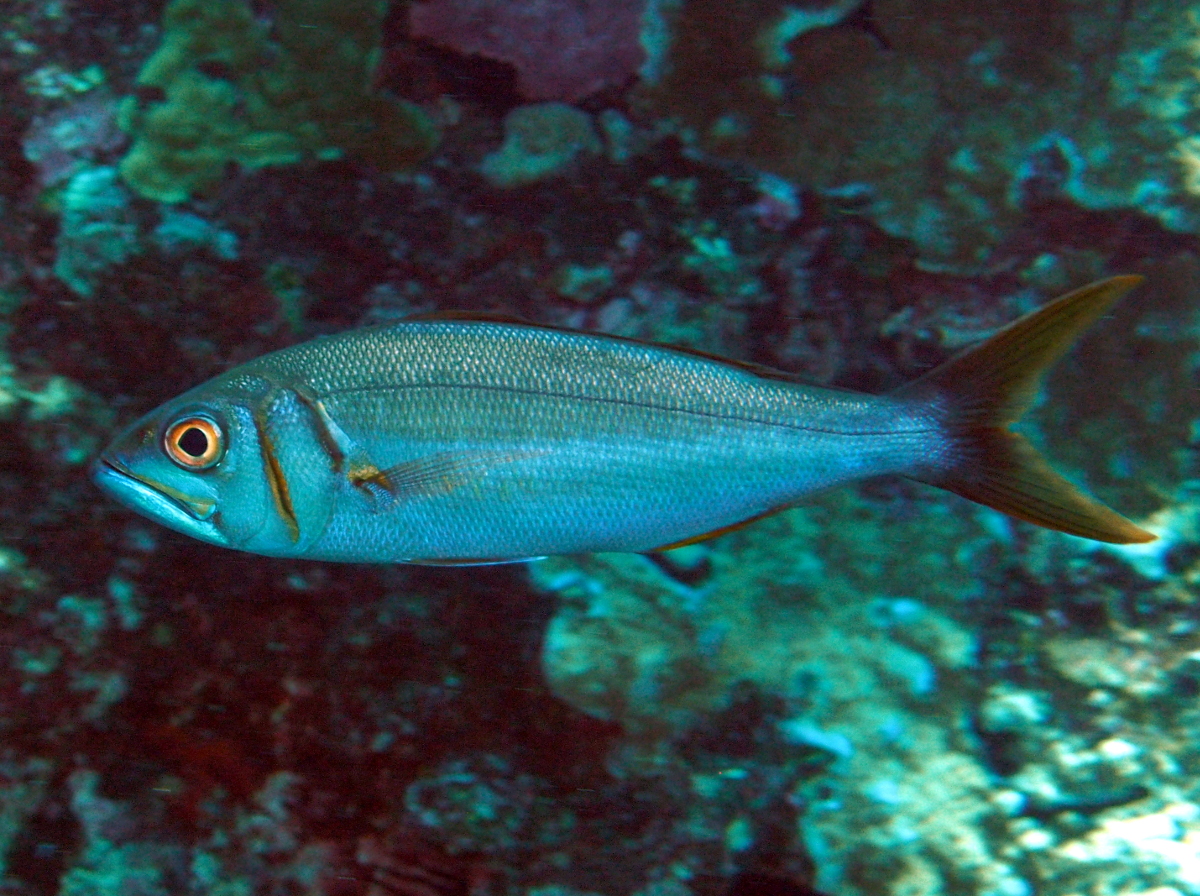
[{"xmin": 651, "ymin": 504, "xmax": 790, "ymax": 552}]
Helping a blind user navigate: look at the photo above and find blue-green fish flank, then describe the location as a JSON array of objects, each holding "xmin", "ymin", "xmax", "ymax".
[{"xmin": 93, "ymin": 277, "xmax": 1155, "ymax": 564}]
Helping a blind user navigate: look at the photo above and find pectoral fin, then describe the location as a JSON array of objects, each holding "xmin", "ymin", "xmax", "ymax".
[
  {"xmin": 351, "ymin": 449, "xmax": 542, "ymax": 513},
  {"xmin": 405, "ymin": 555, "xmax": 548, "ymax": 566},
  {"xmin": 290, "ymin": 385, "xmax": 543, "ymax": 514}
]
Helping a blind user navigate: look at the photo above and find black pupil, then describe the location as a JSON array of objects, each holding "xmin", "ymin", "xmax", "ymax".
[{"xmin": 177, "ymin": 426, "xmax": 209, "ymax": 458}]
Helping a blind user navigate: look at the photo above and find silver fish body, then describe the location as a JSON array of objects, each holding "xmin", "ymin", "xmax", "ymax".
[
  {"xmin": 95, "ymin": 321, "xmax": 937, "ymax": 562},
  {"xmin": 93, "ymin": 278, "xmax": 1155, "ymax": 562}
]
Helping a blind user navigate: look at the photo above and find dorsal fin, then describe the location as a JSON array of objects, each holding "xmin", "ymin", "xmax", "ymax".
[{"xmin": 402, "ymin": 310, "xmax": 535, "ymax": 325}]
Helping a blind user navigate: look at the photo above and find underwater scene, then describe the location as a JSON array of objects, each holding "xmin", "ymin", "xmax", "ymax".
[{"xmin": 2, "ymin": 0, "xmax": 1200, "ymax": 894}]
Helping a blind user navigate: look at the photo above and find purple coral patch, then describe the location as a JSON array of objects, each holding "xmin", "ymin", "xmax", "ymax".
[{"xmin": 408, "ymin": 0, "xmax": 646, "ymax": 103}]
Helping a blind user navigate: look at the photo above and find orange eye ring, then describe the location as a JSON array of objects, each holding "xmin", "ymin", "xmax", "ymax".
[{"xmin": 164, "ymin": 415, "xmax": 224, "ymax": 469}]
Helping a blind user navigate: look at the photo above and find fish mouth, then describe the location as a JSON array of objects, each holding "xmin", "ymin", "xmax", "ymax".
[{"xmin": 92, "ymin": 455, "xmax": 225, "ymax": 542}]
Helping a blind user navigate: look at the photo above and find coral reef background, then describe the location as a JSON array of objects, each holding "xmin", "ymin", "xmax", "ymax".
[{"xmin": 0, "ymin": 0, "xmax": 1199, "ymax": 894}]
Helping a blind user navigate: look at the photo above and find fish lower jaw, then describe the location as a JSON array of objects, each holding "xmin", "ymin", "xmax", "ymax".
[{"xmin": 91, "ymin": 458, "xmax": 230, "ymax": 547}]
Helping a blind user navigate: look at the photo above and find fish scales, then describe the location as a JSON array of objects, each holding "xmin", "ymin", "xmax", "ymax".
[
  {"xmin": 239, "ymin": 322, "xmax": 937, "ymax": 560},
  {"xmin": 93, "ymin": 277, "xmax": 1156, "ymax": 563}
]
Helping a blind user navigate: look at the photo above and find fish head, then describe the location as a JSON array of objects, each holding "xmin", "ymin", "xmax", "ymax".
[{"xmin": 92, "ymin": 376, "xmax": 280, "ymax": 551}]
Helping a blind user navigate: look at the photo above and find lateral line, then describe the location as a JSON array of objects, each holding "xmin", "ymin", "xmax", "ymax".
[{"xmin": 317, "ymin": 382, "xmax": 938, "ymax": 438}]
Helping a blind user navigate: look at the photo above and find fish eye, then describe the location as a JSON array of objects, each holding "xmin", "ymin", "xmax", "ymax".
[{"xmin": 163, "ymin": 415, "xmax": 224, "ymax": 469}]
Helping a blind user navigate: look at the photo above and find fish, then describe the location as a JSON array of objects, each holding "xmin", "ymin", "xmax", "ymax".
[{"xmin": 92, "ymin": 276, "xmax": 1155, "ymax": 564}]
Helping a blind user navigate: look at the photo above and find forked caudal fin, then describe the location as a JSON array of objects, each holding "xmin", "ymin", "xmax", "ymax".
[{"xmin": 893, "ymin": 276, "xmax": 1156, "ymax": 545}]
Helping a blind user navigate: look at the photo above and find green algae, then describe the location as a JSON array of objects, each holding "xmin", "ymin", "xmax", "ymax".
[
  {"xmin": 481, "ymin": 102, "xmax": 601, "ymax": 188},
  {"xmin": 117, "ymin": 0, "xmax": 438, "ymax": 202}
]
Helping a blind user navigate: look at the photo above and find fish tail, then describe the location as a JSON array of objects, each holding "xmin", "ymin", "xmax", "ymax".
[{"xmin": 893, "ymin": 275, "xmax": 1156, "ymax": 544}]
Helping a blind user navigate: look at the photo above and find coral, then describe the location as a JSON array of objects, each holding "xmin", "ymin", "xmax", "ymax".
[
  {"xmin": 408, "ymin": 0, "xmax": 648, "ymax": 102},
  {"xmin": 639, "ymin": 0, "xmax": 1200, "ymax": 267},
  {"xmin": 22, "ymin": 91, "xmax": 126, "ymax": 189},
  {"xmin": 0, "ymin": 756, "xmax": 52, "ymax": 878},
  {"xmin": 1046, "ymin": 807, "xmax": 1200, "ymax": 893},
  {"xmin": 533, "ymin": 485, "xmax": 983, "ymax": 736},
  {"xmin": 1044, "ymin": 635, "xmax": 1169, "ymax": 697},
  {"xmin": 151, "ymin": 208, "xmax": 238, "ymax": 259},
  {"xmin": 4, "ymin": 3, "xmax": 1200, "ymax": 895},
  {"xmin": 403, "ymin": 755, "xmax": 548, "ymax": 853},
  {"xmin": 53, "ymin": 165, "xmax": 141, "ymax": 296},
  {"xmin": 117, "ymin": 0, "xmax": 438, "ymax": 202},
  {"xmin": 480, "ymin": 102, "xmax": 601, "ymax": 187},
  {"xmin": 58, "ymin": 843, "xmax": 177, "ymax": 896},
  {"xmin": 800, "ymin": 751, "xmax": 1028, "ymax": 896},
  {"xmin": 22, "ymin": 63, "xmax": 106, "ymax": 101},
  {"xmin": 532, "ymin": 485, "xmax": 1000, "ymax": 892}
]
